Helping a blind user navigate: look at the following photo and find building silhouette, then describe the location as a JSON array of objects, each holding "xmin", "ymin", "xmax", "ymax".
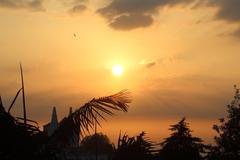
[
  {"xmin": 42, "ymin": 106, "xmax": 110, "ymax": 160},
  {"xmin": 43, "ymin": 106, "xmax": 58, "ymax": 136}
]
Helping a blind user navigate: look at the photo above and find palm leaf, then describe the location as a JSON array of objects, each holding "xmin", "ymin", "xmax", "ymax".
[
  {"xmin": 8, "ymin": 88, "xmax": 22, "ymax": 113},
  {"xmin": 47, "ymin": 90, "xmax": 132, "ymax": 148}
]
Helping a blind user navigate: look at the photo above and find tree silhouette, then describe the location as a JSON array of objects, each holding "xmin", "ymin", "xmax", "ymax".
[
  {"xmin": 0, "ymin": 90, "xmax": 131, "ymax": 160},
  {"xmin": 46, "ymin": 90, "xmax": 131, "ymax": 149},
  {"xmin": 80, "ymin": 133, "xmax": 113, "ymax": 154},
  {"xmin": 158, "ymin": 118, "xmax": 207, "ymax": 160},
  {"xmin": 208, "ymin": 86, "xmax": 240, "ymax": 160},
  {"xmin": 0, "ymin": 96, "xmax": 47, "ymax": 160},
  {"xmin": 113, "ymin": 131, "xmax": 155, "ymax": 160}
]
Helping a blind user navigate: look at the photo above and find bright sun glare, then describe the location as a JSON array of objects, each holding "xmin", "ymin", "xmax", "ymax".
[{"xmin": 112, "ymin": 64, "xmax": 123, "ymax": 77}]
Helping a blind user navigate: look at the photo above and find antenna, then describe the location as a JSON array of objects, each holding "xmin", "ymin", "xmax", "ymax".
[{"xmin": 20, "ymin": 63, "xmax": 27, "ymax": 126}]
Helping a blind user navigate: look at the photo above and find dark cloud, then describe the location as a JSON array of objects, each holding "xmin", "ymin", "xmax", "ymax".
[
  {"xmin": 0, "ymin": 0, "xmax": 44, "ymax": 11},
  {"xmin": 61, "ymin": 0, "xmax": 87, "ymax": 5},
  {"xmin": 139, "ymin": 56, "xmax": 176, "ymax": 69},
  {"xmin": 69, "ymin": 4, "xmax": 87, "ymax": 14},
  {"xmin": 146, "ymin": 60, "xmax": 156, "ymax": 68},
  {"xmin": 230, "ymin": 28, "xmax": 240, "ymax": 38},
  {"xmin": 139, "ymin": 59, "xmax": 157, "ymax": 68},
  {"xmin": 207, "ymin": 0, "xmax": 240, "ymax": 22},
  {"xmin": 207, "ymin": 0, "xmax": 240, "ymax": 38},
  {"xmin": 98, "ymin": 0, "xmax": 240, "ymax": 32},
  {"xmin": 64, "ymin": 0, "xmax": 87, "ymax": 14},
  {"xmin": 97, "ymin": 0, "xmax": 195, "ymax": 30},
  {"xmin": 110, "ymin": 14, "xmax": 153, "ymax": 30}
]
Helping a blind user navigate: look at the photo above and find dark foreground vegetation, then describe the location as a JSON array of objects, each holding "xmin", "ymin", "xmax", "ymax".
[{"xmin": 1, "ymin": 86, "xmax": 240, "ymax": 160}]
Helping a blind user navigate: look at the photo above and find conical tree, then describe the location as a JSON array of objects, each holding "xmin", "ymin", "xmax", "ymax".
[
  {"xmin": 158, "ymin": 118, "xmax": 207, "ymax": 160},
  {"xmin": 208, "ymin": 86, "xmax": 240, "ymax": 160}
]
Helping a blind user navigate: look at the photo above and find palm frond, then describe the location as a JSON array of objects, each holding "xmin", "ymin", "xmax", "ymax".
[
  {"xmin": 8, "ymin": 88, "xmax": 22, "ymax": 113},
  {"xmin": 47, "ymin": 90, "xmax": 132, "ymax": 148},
  {"xmin": 114, "ymin": 132, "xmax": 157, "ymax": 160}
]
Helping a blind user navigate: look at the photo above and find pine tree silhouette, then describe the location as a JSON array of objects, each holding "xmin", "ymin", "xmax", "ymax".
[
  {"xmin": 208, "ymin": 86, "xmax": 240, "ymax": 160},
  {"xmin": 158, "ymin": 118, "xmax": 207, "ymax": 160}
]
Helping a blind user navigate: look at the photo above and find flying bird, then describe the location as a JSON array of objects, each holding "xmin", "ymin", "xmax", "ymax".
[{"xmin": 73, "ymin": 33, "xmax": 77, "ymax": 38}]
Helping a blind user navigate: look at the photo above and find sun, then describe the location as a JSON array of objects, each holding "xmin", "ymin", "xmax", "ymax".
[{"xmin": 112, "ymin": 64, "xmax": 123, "ymax": 77}]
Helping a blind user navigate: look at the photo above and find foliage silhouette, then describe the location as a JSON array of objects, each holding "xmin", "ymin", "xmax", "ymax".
[
  {"xmin": 208, "ymin": 86, "xmax": 240, "ymax": 160},
  {"xmin": 80, "ymin": 133, "xmax": 113, "ymax": 154},
  {"xmin": 113, "ymin": 131, "xmax": 156, "ymax": 160},
  {"xmin": 2, "ymin": 66, "xmax": 240, "ymax": 160},
  {"xmin": 0, "ymin": 96, "xmax": 47, "ymax": 160},
  {"xmin": 46, "ymin": 90, "xmax": 131, "ymax": 149},
  {"xmin": 158, "ymin": 118, "xmax": 207, "ymax": 160},
  {"xmin": 0, "ymin": 90, "xmax": 131, "ymax": 160}
]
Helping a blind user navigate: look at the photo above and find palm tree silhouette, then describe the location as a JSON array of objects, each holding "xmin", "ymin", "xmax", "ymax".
[
  {"xmin": 46, "ymin": 90, "xmax": 132, "ymax": 148},
  {"xmin": 0, "ymin": 65, "xmax": 132, "ymax": 160},
  {"xmin": 113, "ymin": 131, "xmax": 156, "ymax": 160}
]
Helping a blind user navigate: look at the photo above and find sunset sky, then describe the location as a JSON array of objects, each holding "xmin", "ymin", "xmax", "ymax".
[{"xmin": 1, "ymin": 0, "xmax": 240, "ymax": 144}]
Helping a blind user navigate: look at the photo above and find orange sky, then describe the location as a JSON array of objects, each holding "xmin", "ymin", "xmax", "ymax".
[{"xmin": 1, "ymin": 0, "xmax": 240, "ymax": 144}]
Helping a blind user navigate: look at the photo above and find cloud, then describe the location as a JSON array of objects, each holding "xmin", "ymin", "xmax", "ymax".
[
  {"xmin": 139, "ymin": 56, "xmax": 177, "ymax": 69},
  {"xmin": 207, "ymin": 0, "xmax": 240, "ymax": 23},
  {"xmin": 206, "ymin": 0, "xmax": 240, "ymax": 38},
  {"xmin": 109, "ymin": 14, "xmax": 153, "ymax": 30},
  {"xmin": 61, "ymin": 0, "xmax": 87, "ymax": 5},
  {"xmin": 139, "ymin": 59, "xmax": 157, "ymax": 68},
  {"xmin": 233, "ymin": 28, "xmax": 240, "ymax": 38},
  {"xmin": 97, "ymin": 0, "xmax": 195, "ymax": 30},
  {"xmin": 69, "ymin": 4, "xmax": 87, "ymax": 14},
  {"xmin": 97, "ymin": 0, "xmax": 240, "ymax": 33},
  {"xmin": 65, "ymin": 0, "xmax": 88, "ymax": 14},
  {"xmin": 0, "ymin": 0, "xmax": 44, "ymax": 11},
  {"xmin": 146, "ymin": 61, "xmax": 156, "ymax": 68}
]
